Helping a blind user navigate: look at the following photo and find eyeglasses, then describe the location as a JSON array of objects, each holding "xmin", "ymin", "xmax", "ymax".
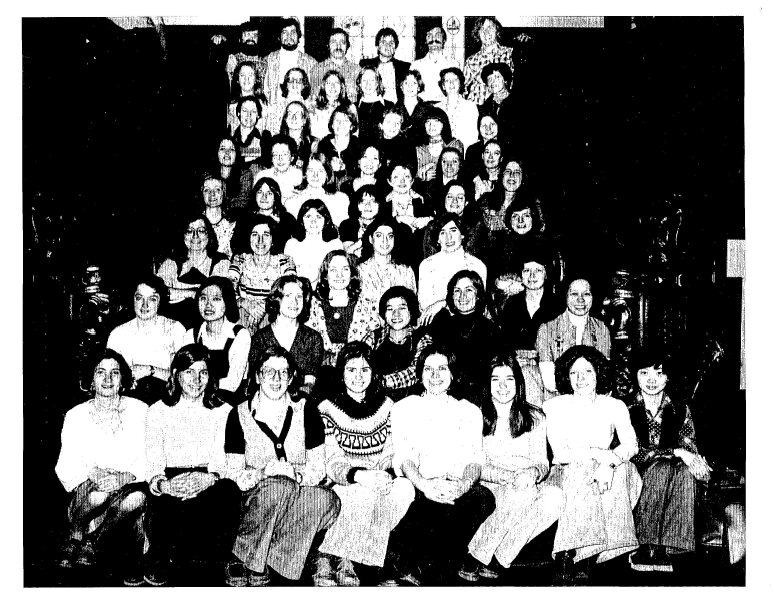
[
  {"xmin": 185, "ymin": 228, "xmax": 208, "ymax": 237},
  {"xmin": 261, "ymin": 367, "xmax": 290, "ymax": 381}
]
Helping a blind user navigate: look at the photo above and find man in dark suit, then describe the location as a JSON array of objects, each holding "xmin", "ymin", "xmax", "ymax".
[{"xmin": 359, "ymin": 27, "xmax": 410, "ymax": 105}]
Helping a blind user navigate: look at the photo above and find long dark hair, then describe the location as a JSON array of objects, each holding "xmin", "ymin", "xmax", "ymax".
[
  {"xmin": 173, "ymin": 213, "xmax": 220, "ymax": 264},
  {"xmin": 480, "ymin": 353, "xmax": 543, "ymax": 437},
  {"xmin": 554, "ymin": 345, "xmax": 612, "ymax": 396},
  {"xmin": 415, "ymin": 343, "xmax": 463, "ymax": 400},
  {"xmin": 195, "ymin": 276, "xmax": 240, "ymax": 324},
  {"xmin": 163, "ymin": 344, "xmax": 221, "ymax": 409},
  {"xmin": 359, "ymin": 216, "xmax": 411, "ymax": 266},
  {"xmin": 316, "ymin": 69, "xmax": 349, "ymax": 109},
  {"xmin": 333, "ymin": 341, "xmax": 386, "ymax": 406},
  {"xmin": 295, "ymin": 199, "xmax": 339, "ymax": 242}
]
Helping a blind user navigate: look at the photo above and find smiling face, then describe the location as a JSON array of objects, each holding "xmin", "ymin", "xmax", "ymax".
[
  {"xmin": 332, "ymin": 111, "xmax": 352, "ymax": 137},
  {"xmin": 445, "ymin": 184, "xmax": 467, "ymax": 215},
  {"xmin": 198, "ymin": 285, "xmax": 226, "ymax": 323},
  {"xmin": 360, "ymin": 69, "xmax": 379, "ymax": 97},
  {"xmin": 178, "ymin": 360, "xmax": 209, "ymax": 400},
  {"xmin": 483, "ymin": 142, "xmax": 502, "ymax": 169},
  {"xmin": 442, "ymin": 71, "xmax": 461, "ymax": 96},
  {"xmin": 521, "ymin": 262, "xmax": 546, "ymax": 291},
  {"xmin": 479, "ymin": 115, "xmax": 499, "ymax": 141},
  {"xmin": 510, "ymin": 207, "xmax": 533, "ymax": 235},
  {"xmin": 302, "ymin": 208, "xmax": 324, "ymax": 236},
  {"xmin": 401, "ymin": 74, "xmax": 419, "ymax": 98},
  {"xmin": 202, "ymin": 178, "xmax": 224, "ymax": 209},
  {"xmin": 438, "ymin": 220, "xmax": 463, "ymax": 253},
  {"xmin": 384, "ymin": 296, "xmax": 411, "ymax": 330},
  {"xmin": 359, "ymin": 147, "xmax": 380, "ymax": 176},
  {"xmin": 93, "ymin": 358, "xmax": 122, "ymax": 398},
  {"xmin": 381, "ymin": 113, "xmax": 403, "ymax": 139},
  {"xmin": 249, "ymin": 223, "xmax": 272, "ymax": 256},
  {"xmin": 452, "ymin": 277, "xmax": 477, "ymax": 315},
  {"xmin": 218, "ymin": 138, "xmax": 236, "ymax": 166},
  {"xmin": 503, "ymin": 161, "xmax": 523, "ymax": 192},
  {"xmin": 569, "ymin": 357, "xmax": 597, "ymax": 397},
  {"xmin": 377, "ymin": 33, "xmax": 397, "ymax": 60},
  {"xmin": 285, "ymin": 102, "xmax": 305, "ymax": 130},
  {"xmin": 486, "ymin": 70, "xmax": 506, "ymax": 95},
  {"xmin": 279, "ymin": 282, "xmax": 304, "ymax": 319},
  {"xmin": 305, "ymin": 159, "xmax": 327, "ymax": 189},
  {"xmin": 422, "ymin": 353, "xmax": 452, "ymax": 395},
  {"xmin": 271, "ymin": 143, "xmax": 292, "ymax": 172},
  {"xmin": 324, "ymin": 74, "xmax": 342, "ymax": 102},
  {"xmin": 566, "ymin": 279, "xmax": 593, "ymax": 316},
  {"xmin": 134, "ymin": 283, "xmax": 160, "ymax": 321},
  {"xmin": 184, "ymin": 219, "xmax": 208, "ymax": 253},
  {"xmin": 329, "ymin": 32, "xmax": 348, "ymax": 61},
  {"xmin": 424, "ymin": 117, "xmax": 443, "ymax": 138},
  {"xmin": 238, "ymin": 64, "xmax": 256, "ymax": 94},
  {"xmin": 239, "ymin": 99, "xmax": 259, "ymax": 131},
  {"xmin": 255, "ymin": 182, "xmax": 276, "ymax": 212},
  {"xmin": 358, "ymin": 193, "xmax": 380, "ymax": 220},
  {"xmin": 259, "ymin": 356, "xmax": 291, "ymax": 400},
  {"xmin": 440, "ymin": 151, "xmax": 461, "ymax": 179},
  {"xmin": 370, "ymin": 224, "xmax": 395, "ymax": 257},
  {"xmin": 326, "ymin": 255, "xmax": 352, "ymax": 291},
  {"xmin": 388, "ymin": 166, "xmax": 413, "ymax": 194},
  {"xmin": 286, "ymin": 69, "xmax": 304, "ymax": 99},
  {"xmin": 343, "ymin": 356, "xmax": 372, "ymax": 397},
  {"xmin": 637, "ymin": 365, "xmax": 668, "ymax": 397},
  {"xmin": 491, "ymin": 365, "xmax": 517, "ymax": 404}
]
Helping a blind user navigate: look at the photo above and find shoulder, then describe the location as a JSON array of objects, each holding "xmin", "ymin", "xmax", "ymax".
[
  {"xmin": 160, "ymin": 316, "xmax": 186, "ymax": 334},
  {"xmin": 122, "ymin": 396, "xmax": 150, "ymax": 413},
  {"xmin": 62, "ymin": 400, "xmax": 94, "ymax": 423},
  {"xmin": 212, "ymin": 403, "xmax": 233, "ymax": 421}
]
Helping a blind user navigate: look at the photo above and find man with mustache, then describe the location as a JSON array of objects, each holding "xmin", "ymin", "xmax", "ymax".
[
  {"xmin": 262, "ymin": 17, "xmax": 318, "ymax": 106},
  {"xmin": 310, "ymin": 28, "xmax": 360, "ymax": 103},
  {"xmin": 224, "ymin": 22, "xmax": 267, "ymax": 89},
  {"xmin": 410, "ymin": 25, "xmax": 460, "ymax": 104}
]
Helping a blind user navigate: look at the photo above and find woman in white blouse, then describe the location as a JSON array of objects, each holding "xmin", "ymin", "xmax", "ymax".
[
  {"xmin": 543, "ymin": 345, "xmax": 642, "ymax": 584},
  {"xmin": 144, "ymin": 344, "xmax": 242, "ymax": 586},
  {"xmin": 55, "ymin": 349, "xmax": 149, "ymax": 585},
  {"xmin": 284, "ymin": 199, "xmax": 343, "ymax": 288},
  {"xmin": 437, "ymin": 67, "xmax": 479, "ymax": 151}
]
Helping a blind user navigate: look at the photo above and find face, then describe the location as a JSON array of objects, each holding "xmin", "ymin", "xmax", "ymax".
[
  {"xmin": 332, "ymin": 111, "xmax": 352, "ymax": 137},
  {"xmin": 202, "ymin": 179, "xmax": 224, "ymax": 208},
  {"xmin": 486, "ymin": 70, "xmax": 506, "ymax": 95},
  {"xmin": 241, "ymin": 30, "xmax": 259, "ymax": 46},
  {"xmin": 324, "ymin": 75, "xmax": 342, "ymax": 101},
  {"xmin": 255, "ymin": 183, "xmax": 275, "ymax": 212},
  {"xmin": 438, "ymin": 221, "xmax": 462, "ymax": 253},
  {"xmin": 426, "ymin": 27, "xmax": 445, "ymax": 52},
  {"xmin": 218, "ymin": 139, "xmax": 236, "ymax": 166},
  {"xmin": 306, "ymin": 159, "xmax": 328, "ymax": 189},
  {"xmin": 521, "ymin": 262, "xmax": 546, "ymax": 291},
  {"xmin": 326, "ymin": 255, "xmax": 352, "ymax": 291},
  {"xmin": 385, "ymin": 297, "xmax": 411, "ymax": 330},
  {"xmin": 381, "ymin": 113, "xmax": 402, "ymax": 139},
  {"xmin": 637, "ymin": 366, "xmax": 668, "ymax": 396},
  {"xmin": 402, "ymin": 75, "xmax": 419, "ymax": 98},
  {"xmin": 566, "ymin": 280, "xmax": 593, "ymax": 316},
  {"xmin": 378, "ymin": 34, "xmax": 397, "ymax": 59},
  {"xmin": 452, "ymin": 277, "xmax": 477, "ymax": 315},
  {"xmin": 286, "ymin": 70, "xmax": 304, "ymax": 98},
  {"xmin": 442, "ymin": 72, "xmax": 461, "ymax": 96},
  {"xmin": 370, "ymin": 225, "xmax": 395, "ymax": 257},
  {"xmin": 425, "ymin": 117, "xmax": 443, "ymax": 138},
  {"xmin": 483, "ymin": 143, "xmax": 502, "ymax": 169},
  {"xmin": 93, "ymin": 358, "xmax": 122, "ymax": 398},
  {"xmin": 569, "ymin": 357, "xmax": 597, "ymax": 397},
  {"xmin": 239, "ymin": 100, "xmax": 259, "ymax": 130},
  {"xmin": 479, "ymin": 116, "xmax": 499, "ymax": 140},
  {"xmin": 134, "ymin": 283, "xmax": 160, "ymax": 321},
  {"xmin": 360, "ymin": 70, "xmax": 378, "ymax": 97},
  {"xmin": 250, "ymin": 223, "xmax": 272, "ymax": 256},
  {"xmin": 302, "ymin": 208, "xmax": 324, "ymax": 235},
  {"xmin": 479, "ymin": 19, "xmax": 498, "ymax": 46},
  {"xmin": 445, "ymin": 185, "xmax": 467, "ymax": 215},
  {"xmin": 440, "ymin": 152, "xmax": 460, "ymax": 179},
  {"xmin": 281, "ymin": 25, "xmax": 299, "ymax": 49},
  {"xmin": 359, "ymin": 147, "xmax": 380, "ymax": 176},
  {"xmin": 422, "ymin": 353, "xmax": 452, "ymax": 395},
  {"xmin": 199, "ymin": 285, "xmax": 227, "ymax": 322},
  {"xmin": 259, "ymin": 356, "xmax": 291, "ymax": 400},
  {"xmin": 510, "ymin": 208, "xmax": 533, "ymax": 235},
  {"xmin": 343, "ymin": 357, "xmax": 372, "ymax": 396},
  {"xmin": 178, "ymin": 360, "xmax": 209, "ymax": 400},
  {"xmin": 389, "ymin": 166, "xmax": 413, "ymax": 194},
  {"xmin": 358, "ymin": 193, "xmax": 380, "ymax": 220},
  {"xmin": 503, "ymin": 162, "xmax": 523, "ymax": 192},
  {"xmin": 184, "ymin": 219, "xmax": 208, "ymax": 252},
  {"xmin": 285, "ymin": 102, "xmax": 305, "ymax": 130},
  {"xmin": 491, "ymin": 365, "xmax": 517, "ymax": 404},
  {"xmin": 238, "ymin": 65, "xmax": 256, "ymax": 93},
  {"xmin": 329, "ymin": 32, "xmax": 348, "ymax": 61},
  {"xmin": 272, "ymin": 144, "xmax": 292, "ymax": 172},
  {"xmin": 279, "ymin": 282, "xmax": 304, "ymax": 319}
]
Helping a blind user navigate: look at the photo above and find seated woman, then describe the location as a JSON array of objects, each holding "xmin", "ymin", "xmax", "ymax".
[
  {"xmin": 284, "ymin": 199, "xmax": 344, "ymax": 288},
  {"xmin": 427, "ymin": 270, "xmax": 498, "ymax": 407},
  {"xmin": 184, "ymin": 277, "xmax": 251, "ymax": 405},
  {"xmin": 229, "ymin": 215, "xmax": 296, "ymax": 335},
  {"xmin": 144, "ymin": 345, "xmax": 243, "ymax": 585},
  {"xmin": 279, "ymin": 100, "xmax": 318, "ymax": 171},
  {"xmin": 316, "ymin": 342, "xmax": 415, "ymax": 586},
  {"xmin": 157, "ymin": 213, "xmax": 230, "ymax": 330},
  {"xmin": 306, "ymin": 250, "xmax": 382, "ymax": 368},
  {"xmin": 263, "ymin": 67, "xmax": 313, "ymax": 136},
  {"xmin": 422, "ymin": 179, "xmax": 486, "ymax": 260},
  {"xmin": 285, "ymin": 152, "xmax": 350, "ymax": 227},
  {"xmin": 543, "ymin": 346, "xmax": 642, "ymax": 584},
  {"xmin": 437, "ymin": 67, "xmax": 479, "ymax": 151},
  {"xmin": 231, "ymin": 96, "xmax": 271, "ymax": 169},
  {"xmin": 464, "ymin": 113, "xmax": 500, "ymax": 182},
  {"xmin": 459, "ymin": 354, "xmax": 562, "ymax": 581},
  {"xmin": 417, "ymin": 146, "xmax": 465, "ymax": 213},
  {"xmin": 311, "ymin": 69, "xmax": 358, "ymax": 141},
  {"xmin": 252, "ymin": 134, "xmax": 304, "ymax": 205},
  {"xmin": 107, "ymin": 276, "xmax": 187, "ymax": 406},
  {"xmin": 250, "ymin": 275, "xmax": 323, "ymax": 398},
  {"xmin": 415, "ymin": 107, "xmax": 464, "ymax": 185},
  {"xmin": 355, "ymin": 66, "xmax": 393, "ymax": 147},
  {"xmin": 247, "ymin": 177, "xmax": 298, "ymax": 254},
  {"xmin": 227, "ymin": 61, "xmax": 268, "ymax": 135},
  {"xmin": 338, "ymin": 184, "xmax": 388, "ymax": 259},
  {"xmin": 365, "ymin": 286, "xmax": 431, "ymax": 403},
  {"xmin": 472, "ymin": 138, "xmax": 504, "ymax": 202},
  {"xmin": 417, "ymin": 212, "xmax": 487, "ymax": 325},
  {"xmin": 55, "ymin": 350, "xmax": 149, "ymax": 585},
  {"xmin": 625, "ymin": 348, "xmax": 711, "ymax": 573},
  {"xmin": 394, "ymin": 70, "xmax": 434, "ymax": 147},
  {"xmin": 339, "ymin": 144, "xmax": 389, "ymax": 202},
  {"xmin": 200, "ymin": 174, "xmax": 236, "ymax": 258},
  {"xmin": 223, "ymin": 345, "xmax": 341, "ymax": 587},
  {"xmin": 316, "ymin": 103, "xmax": 361, "ymax": 189},
  {"xmin": 387, "ymin": 345, "xmax": 496, "ymax": 584},
  {"xmin": 358, "ymin": 216, "xmax": 416, "ymax": 304},
  {"xmin": 210, "ymin": 135, "xmax": 254, "ymax": 212}
]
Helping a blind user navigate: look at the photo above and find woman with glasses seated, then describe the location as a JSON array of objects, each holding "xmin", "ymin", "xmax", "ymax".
[
  {"xmin": 224, "ymin": 346, "xmax": 341, "ymax": 587},
  {"xmin": 144, "ymin": 345, "xmax": 242, "ymax": 586},
  {"xmin": 157, "ymin": 213, "xmax": 230, "ymax": 330}
]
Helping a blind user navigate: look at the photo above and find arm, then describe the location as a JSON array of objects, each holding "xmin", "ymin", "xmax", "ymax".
[
  {"xmin": 157, "ymin": 258, "xmax": 197, "ymax": 301},
  {"xmin": 212, "ymin": 258, "xmax": 230, "ymax": 278},
  {"xmin": 382, "ymin": 333, "xmax": 432, "ymax": 391},
  {"xmin": 219, "ymin": 328, "xmax": 250, "ymax": 392},
  {"xmin": 55, "ymin": 409, "xmax": 91, "ymax": 493},
  {"xmin": 145, "ymin": 405, "xmax": 168, "ymax": 494}
]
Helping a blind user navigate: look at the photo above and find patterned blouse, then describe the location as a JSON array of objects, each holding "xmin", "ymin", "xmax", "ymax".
[
  {"xmin": 306, "ymin": 294, "xmax": 382, "ymax": 365},
  {"xmin": 463, "ymin": 43, "xmax": 515, "ymax": 106},
  {"xmin": 228, "ymin": 253, "xmax": 295, "ymax": 301},
  {"xmin": 627, "ymin": 393, "xmax": 700, "ymax": 465}
]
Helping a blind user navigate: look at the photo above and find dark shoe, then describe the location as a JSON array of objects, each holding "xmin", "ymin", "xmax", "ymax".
[
  {"xmin": 75, "ymin": 539, "xmax": 97, "ymax": 567},
  {"xmin": 335, "ymin": 558, "xmax": 360, "ymax": 586},
  {"xmin": 479, "ymin": 559, "xmax": 502, "ymax": 579},
  {"xmin": 144, "ymin": 559, "xmax": 170, "ymax": 586},
  {"xmin": 629, "ymin": 546, "xmax": 656, "ymax": 572},
  {"xmin": 457, "ymin": 553, "xmax": 482, "ymax": 582},
  {"xmin": 247, "ymin": 568, "xmax": 271, "ymax": 587},
  {"xmin": 58, "ymin": 539, "xmax": 80, "ymax": 569},
  {"xmin": 651, "ymin": 546, "xmax": 674, "ymax": 573},
  {"xmin": 123, "ymin": 567, "xmax": 145, "ymax": 587},
  {"xmin": 225, "ymin": 560, "xmax": 248, "ymax": 587},
  {"xmin": 312, "ymin": 553, "xmax": 337, "ymax": 587},
  {"xmin": 553, "ymin": 550, "xmax": 576, "ymax": 585},
  {"xmin": 376, "ymin": 559, "xmax": 401, "ymax": 587}
]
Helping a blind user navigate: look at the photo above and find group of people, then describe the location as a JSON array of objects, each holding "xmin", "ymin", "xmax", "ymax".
[{"xmin": 54, "ymin": 16, "xmax": 713, "ymax": 587}]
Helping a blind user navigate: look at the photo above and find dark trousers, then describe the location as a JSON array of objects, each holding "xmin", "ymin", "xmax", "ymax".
[
  {"xmin": 146, "ymin": 475, "xmax": 243, "ymax": 565},
  {"xmin": 634, "ymin": 459, "xmax": 697, "ymax": 553},
  {"xmin": 387, "ymin": 483, "xmax": 496, "ymax": 578}
]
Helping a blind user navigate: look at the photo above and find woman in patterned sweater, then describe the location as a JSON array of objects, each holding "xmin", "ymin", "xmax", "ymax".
[{"xmin": 316, "ymin": 341, "xmax": 415, "ymax": 586}]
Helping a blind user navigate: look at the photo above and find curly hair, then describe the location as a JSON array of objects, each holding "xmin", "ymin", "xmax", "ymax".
[
  {"xmin": 265, "ymin": 275, "xmax": 314, "ymax": 325},
  {"xmin": 554, "ymin": 345, "xmax": 612, "ymax": 396},
  {"xmin": 315, "ymin": 250, "xmax": 361, "ymax": 302},
  {"xmin": 438, "ymin": 67, "xmax": 465, "ymax": 96},
  {"xmin": 163, "ymin": 344, "xmax": 222, "ymax": 409},
  {"xmin": 481, "ymin": 62, "xmax": 513, "ymax": 90},
  {"xmin": 359, "ymin": 216, "xmax": 411, "ymax": 266}
]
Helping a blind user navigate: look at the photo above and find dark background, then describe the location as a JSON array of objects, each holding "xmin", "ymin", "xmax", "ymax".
[{"xmin": 23, "ymin": 16, "xmax": 744, "ymax": 584}]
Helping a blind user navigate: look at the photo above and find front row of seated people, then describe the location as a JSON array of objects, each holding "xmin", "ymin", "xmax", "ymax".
[{"xmin": 57, "ymin": 273, "xmax": 711, "ymax": 585}]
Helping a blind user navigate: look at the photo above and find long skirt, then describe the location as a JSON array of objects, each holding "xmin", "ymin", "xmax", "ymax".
[
  {"xmin": 546, "ymin": 460, "xmax": 642, "ymax": 563},
  {"xmin": 469, "ymin": 481, "xmax": 563, "ymax": 567},
  {"xmin": 634, "ymin": 458, "xmax": 697, "ymax": 553},
  {"xmin": 319, "ymin": 477, "xmax": 415, "ymax": 566},
  {"xmin": 233, "ymin": 476, "xmax": 341, "ymax": 580}
]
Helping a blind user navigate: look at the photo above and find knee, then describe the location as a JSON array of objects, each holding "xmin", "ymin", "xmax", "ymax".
[
  {"xmin": 475, "ymin": 484, "xmax": 497, "ymax": 517},
  {"xmin": 86, "ymin": 491, "xmax": 109, "ymax": 509},
  {"xmin": 119, "ymin": 491, "xmax": 147, "ymax": 514}
]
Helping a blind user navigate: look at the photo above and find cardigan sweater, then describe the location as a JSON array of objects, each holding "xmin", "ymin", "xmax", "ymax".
[
  {"xmin": 249, "ymin": 323, "xmax": 324, "ymax": 380},
  {"xmin": 536, "ymin": 310, "xmax": 612, "ymax": 363}
]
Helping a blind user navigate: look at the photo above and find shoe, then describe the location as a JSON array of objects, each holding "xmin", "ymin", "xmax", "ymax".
[
  {"xmin": 629, "ymin": 546, "xmax": 657, "ymax": 572},
  {"xmin": 651, "ymin": 547, "xmax": 674, "ymax": 573},
  {"xmin": 58, "ymin": 539, "xmax": 80, "ymax": 569},
  {"xmin": 553, "ymin": 550, "xmax": 575, "ymax": 585},
  {"xmin": 75, "ymin": 539, "xmax": 97, "ymax": 567},
  {"xmin": 335, "ymin": 558, "xmax": 360, "ymax": 586},
  {"xmin": 247, "ymin": 568, "xmax": 271, "ymax": 587},
  {"xmin": 479, "ymin": 560, "xmax": 502, "ymax": 579},
  {"xmin": 312, "ymin": 553, "xmax": 337, "ymax": 587},
  {"xmin": 225, "ymin": 560, "xmax": 248, "ymax": 587},
  {"xmin": 123, "ymin": 568, "xmax": 145, "ymax": 587},
  {"xmin": 143, "ymin": 560, "xmax": 170, "ymax": 586},
  {"xmin": 457, "ymin": 553, "xmax": 482, "ymax": 582},
  {"xmin": 376, "ymin": 558, "xmax": 401, "ymax": 586}
]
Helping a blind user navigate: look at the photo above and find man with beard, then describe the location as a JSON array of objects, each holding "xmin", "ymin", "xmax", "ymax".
[
  {"xmin": 262, "ymin": 17, "xmax": 318, "ymax": 106},
  {"xmin": 359, "ymin": 27, "xmax": 410, "ymax": 105},
  {"xmin": 223, "ymin": 22, "xmax": 267, "ymax": 89},
  {"xmin": 410, "ymin": 25, "xmax": 460, "ymax": 104},
  {"xmin": 310, "ymin": 28, "xmax": 360, "ymax": 102}
]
